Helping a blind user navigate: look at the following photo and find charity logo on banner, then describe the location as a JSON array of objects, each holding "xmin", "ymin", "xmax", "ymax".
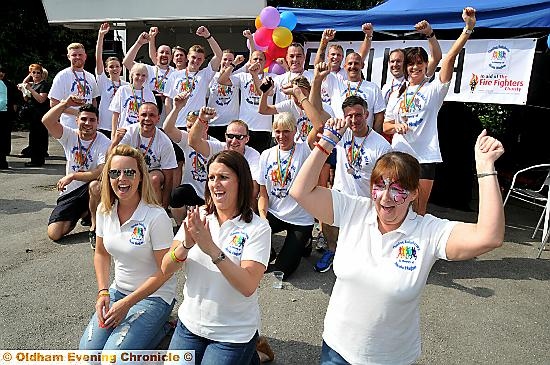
[{"xmin": 304, "ymin": 38, "xmax": 536, "ymax": 105}]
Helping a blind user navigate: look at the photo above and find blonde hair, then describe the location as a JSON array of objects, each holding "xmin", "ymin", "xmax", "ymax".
[
  {"xmin": 67, "ymin": 43, "xmax": 85, "ymax": 53},
  {"xmin": 100, "ymin": 144, "xmax": 159, "ymax": 213},
  {"xmin": 273, "ymin": 112, "xmax": 296, "ymax": 132},
  {"xmin": 130, "ymin": 63, "xmax": 148, "ymax": 83}
]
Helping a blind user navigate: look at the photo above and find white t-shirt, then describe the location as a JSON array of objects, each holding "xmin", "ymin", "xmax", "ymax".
[
  {"xmin": 258, "ymin": 142, "xmax": 313, "ymax": 226},
  {"xmin": 320, "ymin": 68, "xmax": 348, "ymax": 105},
  {"xmin": 57, "ymin": 126, "xmax": 110, "ymax": 196},
  {"xmin": 109, "ymin": 84, "xmax": 156, "ymax": 128},
  {"xmin": 207, "ymin": 72, "xmax": 240, "ymax": 127},
  {"xmin": 325, "ymin": 190, "xmax": 457, "ymax": 365},
  {"xmin": 230, "ymin": 72, "xmax": 274, "ymax": 132},
  {"xmin": 324, "ymin": 73, "xmax": 386, "ymax": 127},
  {"xmin": 207, "ymin": 140, "xmax": 261, "ymax": 182},
  {"xmin": 97, "ymin": 200, "xmax": 176, "ymax": 305},
  {"xmin": 48, "ymin": 68, "xmax": 100, "ymax": 129},
  {"xmin": 164, "ymin": 64, "xmax": 216, "ymax": 128},
  {"xmin": 274, "ymin": 100, "xmax": 335, "ymax": 143},
  {"xmin": 385, "ymin": 78, "xmax": 450, "ymax": 163},
  {"xmin": 273, "ymin": 70, "xmax": 313, "ymax": 104},
  {"xmin": 174, "ymin": 211, "xmax": 271, "ymax": 343},
  {"xmin": 175, "ymin": 131, "xmax": 219, "ymax": 199},
  {"xmin": 96, "ymin": 72, "xmax": 129, "ymax": 132},
  {"xmin": 381, "ymin": 76, "xmax": 405, "ymax": 106},
  {"xmin": 332, "ymin": 129, "xmax": 392, "ymax": 197},
  {"xmin": 119, "ymin": 124, "xmax": 177, "ymax": 171},
  {"xmin": 144, "ymin": 64, "xmax": 174, "ymax": 94}
]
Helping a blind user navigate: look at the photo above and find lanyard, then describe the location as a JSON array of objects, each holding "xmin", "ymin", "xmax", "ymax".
[
  {"xmin": 181, "ymin": 68, "xmax": 196, "ymax": 92},
  {"xmin": 401, "ymin": 79, "xmax": 427, "ymax": 114},
  {"xmin": 72, "ymin": 69, "xmax": 87, "ymax": 96},
  {"xmin": 347, "ymin": 127, "xmax": 370, "ymax": 167},
  {"xmin": 276, "ymin": 145, "xmax": 295, "ymax": 187},
  {"xmin": 76, "ymin": 134, "xmax": 97, "ymax": 168},
  {"xmin": 130, "ymin": 85, "xmax": 144, "ymax": 113},
  {"xmin": 139, "ymin": 127, "xmax": 156, "ymax": 157},
  {"xmin": 154, "ymin": 67, "xmax": 170, "ymax": 91},
  {"xmin": 346, "ymin": 79, "xmax": 363, "ymax": 97},
  {"xmin": 111, "ymin": 79, "xmax": 121, "ymax": 98}
]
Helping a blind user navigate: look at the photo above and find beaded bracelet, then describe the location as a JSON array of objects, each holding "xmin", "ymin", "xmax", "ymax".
[
  {"xmin": 323, "ymin": 126, "xmax": 342, "ymax": 140},
  {"xmin": 170, "ymin": 249, "xmax": 187, "ymax": 263},
  {"xmin": 320, "ymin": 134, "xmax": 337, "ymax": 147},
  {"xmin": 314, "ymin": 142, "xmax": 330, "ymax": 156}
]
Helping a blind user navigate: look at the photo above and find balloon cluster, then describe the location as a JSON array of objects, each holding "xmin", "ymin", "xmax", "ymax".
[{"xmin": 249, "ymin": 6, "xmax": 297, "ymax": 74}]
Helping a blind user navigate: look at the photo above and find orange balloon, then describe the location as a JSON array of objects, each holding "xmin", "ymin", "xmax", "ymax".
[{"xmin": 255, "ymin": 16, "xmax": 262, "ymax": 30}]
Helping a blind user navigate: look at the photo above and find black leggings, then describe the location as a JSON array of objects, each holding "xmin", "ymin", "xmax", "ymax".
[{"xmin": 267, "ymin": 212, "xmax": 313, "ymax": 279}]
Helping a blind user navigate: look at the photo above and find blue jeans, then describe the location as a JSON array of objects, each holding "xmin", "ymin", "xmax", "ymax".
[
  {"xmin": 79, "ymin": 288, "xmax": 175, "ymax": 350},
  {"xmin": 320, "ymin": 340, "xmax": 350, "ymax": 365},
  {"xmin": 169, "ymin": 320, "xmax": 260, "ymax": 365}
]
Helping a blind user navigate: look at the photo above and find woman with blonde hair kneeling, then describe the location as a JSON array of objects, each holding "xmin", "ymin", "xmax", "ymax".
[{"xmin": 79, "ymin": 144, "xmax": 176, "ymax": 350}]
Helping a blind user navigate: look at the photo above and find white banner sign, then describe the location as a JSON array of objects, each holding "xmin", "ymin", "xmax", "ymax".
[{"xmin": 304, "ymin": 38, "xmax": 537, "ymax": 105}]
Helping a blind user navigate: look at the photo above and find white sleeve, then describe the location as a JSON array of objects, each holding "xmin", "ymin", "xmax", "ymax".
[{"xmin": 150, "ymin": 210, "xmax": 175, "ymax": 250}]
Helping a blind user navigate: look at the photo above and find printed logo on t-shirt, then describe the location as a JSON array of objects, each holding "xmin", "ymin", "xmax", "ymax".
[
  {"xmin": 343, "ymin": 139, "xmax": 369, "ymax": 180},
  {"xmin": 244, "ymin": 80, "xmax": 260, "ymax": 105},
  {"xmin": 321, "ymin": 86, "xmax": 331, "ymax": 104},
  {"xmin": 225, "ymin": 230, "xmax": 249, "ymax": 257},
  {"xmin": 189, "ymin": 150, "xmax": 208, "ymax": 182},
  {"xmin": 393, "ymin": 239, "xmax": 419, "ymax": 271},
  {"xmin": 129, "ymin": 223, "xmax": 146, "ymax": 246},
  {"xmin": 295, "ymin": 115, "xmax": 311, "ymax": 143},
  {"xmin": 70, "ymin": 145, "xmax": 94, "ymax": 172},
  {"xmin": 215, "ymin": 84, "xmax": 234, "ymax": 106},
  {"xmin": 398, "ymin": 90, "xmax": 428, "ymax": 128},
  {"xmin": 122, "ymin": 96, "xmax": 142, "ymax": 124},
  {"xmin": 265, "ymin": 160, "xmax": 296, "ymax": 198}
]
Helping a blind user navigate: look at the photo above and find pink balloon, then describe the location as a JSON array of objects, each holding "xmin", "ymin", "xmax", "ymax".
[
  {"xmin": 269, "ymin": 62, "xmax": 286, "ymax": 75},
  {"xmin": 254, "ymin": 27, "xmax": 273, "ymax": 47},
  {"xmin": 251, "ymin": 34, "xmax": 268, "ymax": 51},
  {"xmin": 260, "ymin": 6, "xmax": 280, "ymax": 29}
]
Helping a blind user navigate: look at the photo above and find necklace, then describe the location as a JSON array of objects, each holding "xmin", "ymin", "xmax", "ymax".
[
  {"xmin": 110, "ymin": 79, "xmax": 121, "ymax": 98},
  {"xmin": 275, "ymin": 145, "xmax": 295, "ymax": 187},
  {"xmin": 75, "ymin": 134, "xmax": 97, "ymax": 169},
  {"xmin": 346, "ymin": 127, "xmax": 370, "ymax": 174},
  {"xmin": 180, "ymin": 68, "xmax": 196, "ymax": 92},
  {"xmin": 399, "ymin": 79, "xmax": 427, "ymax": 121},
  {"xmin": 139, "ymin": 127, "xmax": 156, "ymax": 166},
  {"xmin": 154, "ymin": 67, "xmax": 170, "ymax": 92},
  {"xmin": 130, "ymin": 85, "xmax": 144, "ymax": 113},
  {"xmin": 346, "ymin": 79, "xmax": 363, "ymax": 97}
]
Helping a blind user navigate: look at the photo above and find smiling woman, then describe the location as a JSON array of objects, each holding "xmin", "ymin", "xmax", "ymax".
[
  {"xmin": 161, "ymin": 150, "xmax": 271, "ymax": 364},
  {"xmin": 79, "ymin": 144, "xmax": 176, "ymax": 351}
]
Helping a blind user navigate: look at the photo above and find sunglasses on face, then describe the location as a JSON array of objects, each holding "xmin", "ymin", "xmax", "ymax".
[
  {"xmin": 108, "ymin": 169, "xmax": 137, "ymax": 179},
  {"xmin": 31, "ymin": 71, "xmax": 42, "ymax": 74},
  {"xmin": 225, "ymin": 133, "xmax": 246, "ymax": 141}
]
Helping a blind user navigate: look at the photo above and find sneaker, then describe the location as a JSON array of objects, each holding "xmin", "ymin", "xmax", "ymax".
[
  {"xmin": 89, "ymin": 230, "xmax": 96, "ymax": 250},
  {"xmin": 315, "ymin": 233, "xmax": 328, "ymax": 252},
  {"xmin": 314, "ymin": 250, "xmax": 335, "ymax": 273}
]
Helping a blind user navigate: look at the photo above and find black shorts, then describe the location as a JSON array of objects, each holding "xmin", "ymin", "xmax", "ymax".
[
  {"xmin": 326, "ymin": 148, "xmax": 337, "ymax": 168},
  {"xmin": 170, "ymin": 184, "xmax": 205, "ymax": 208},
  {"xmin": 420, "ymin": 163, "xmax": 437, "ymax": 180},
  {"xmin": 48, "ymin": 183, "xmax": 90, "ymax": 225}
]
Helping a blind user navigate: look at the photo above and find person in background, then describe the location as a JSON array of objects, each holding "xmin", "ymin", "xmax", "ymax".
[
  {"xmin": 0, "ymin": 64, "xmax": 20, "ymax": 170},
  {"xmin": 162, "ymin": 150, "xmax": 271, "ymax": 364},
  {"xmin": 95, "ymin": 23, "xmax": 128, "ymax": 138},
  {"xmin": 20, "ymin": 64, "xmax": 50, "ymax": 167},
  {"xmin": 79, "ymin": 144, "xmax": 176, "ymax": 350}
]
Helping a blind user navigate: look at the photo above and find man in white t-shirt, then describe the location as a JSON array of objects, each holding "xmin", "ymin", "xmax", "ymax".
[
  {"xmin": 218, "ymin": 50, "xmax": 274, "ymax": 153},
  {"xmin": 273, "ymin": 43, "xmax": 313, "ymax": 104},
  {"xmin": 310, "ymin": 92, "xmax": 391, "ymax": 273},
  {"xmin": 188, "ymin": 109, "xmax": 261, "ymax": 202},
  {"xmin": 123, "ymin": 28, "xmax": 174, "ymax": 119},
  {"xmin": 110, "ymin": 102, "xmax": 177, "ymax": 208},
  {"xmin": 314, "ymin": 24, "xmax": 374, "ymax": 83},
  {"xmin": 49, "ymin": 43, "xmax": 100, "ymax": 129},
  {"xmin": 41, "ymin": 96, "xmax": 110, "ymax": 245},
  {"xmin": 163, "ymin": 26, "xmax": 222, "ymax": 127}
]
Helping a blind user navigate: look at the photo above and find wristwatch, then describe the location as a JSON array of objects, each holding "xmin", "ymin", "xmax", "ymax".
[{"xmin": 212, "ymin": 251, "xmax": 226, "ymax": 265}]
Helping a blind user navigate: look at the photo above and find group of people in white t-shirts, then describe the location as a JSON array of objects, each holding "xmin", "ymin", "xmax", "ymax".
[{"xmin": 38, "ymin": 10, "xmax": 499, "ymax": 364}]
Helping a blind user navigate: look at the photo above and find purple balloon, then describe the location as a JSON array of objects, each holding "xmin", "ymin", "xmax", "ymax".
[
  {"xmin": 260, "ymin": 6, "xmax": 280, "ymax": 29},
  {"xmin": 269, "ymin": 62, "xmax": 286, "ymax": 75}
]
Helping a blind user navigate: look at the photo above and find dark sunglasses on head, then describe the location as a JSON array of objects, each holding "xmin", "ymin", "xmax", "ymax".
[
  {"xmin": 108, "ymin": 169, "xmax": 137, "ymax": 179},
  {"xmin": 225, "ymin": 133, "xmax": 246, "ymax": 140}
]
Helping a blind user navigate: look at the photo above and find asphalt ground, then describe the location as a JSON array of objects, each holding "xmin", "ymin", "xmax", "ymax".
[{"xmin": 0, "ymin": 132, "xmax": 549, "ymax": 364}]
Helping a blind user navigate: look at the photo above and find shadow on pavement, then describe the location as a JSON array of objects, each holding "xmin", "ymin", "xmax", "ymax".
[{"xmin": 0, "ymin": 198, "xmax": 55, "ymax": 214}]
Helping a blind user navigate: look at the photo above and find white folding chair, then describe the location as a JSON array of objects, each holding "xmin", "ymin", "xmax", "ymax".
[{"xmin": 503, "ymin": 164, "xmax": 550, "ymax": 239}]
